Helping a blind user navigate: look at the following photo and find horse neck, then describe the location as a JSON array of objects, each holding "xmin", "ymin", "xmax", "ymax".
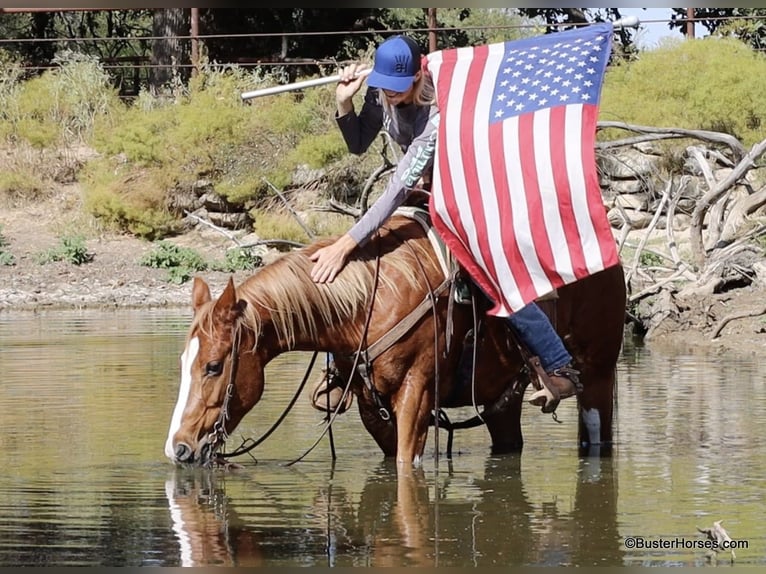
[{"xmin": 252, "ymin": 304, "xmax": 359, "ymax": 360}]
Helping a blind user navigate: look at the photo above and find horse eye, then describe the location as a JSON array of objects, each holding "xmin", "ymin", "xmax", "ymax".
[{"xmin": 205, "ymin": 361, "xmax": 223, "ymax": 377}]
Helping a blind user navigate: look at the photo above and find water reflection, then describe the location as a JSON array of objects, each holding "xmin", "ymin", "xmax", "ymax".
[
  {"xmin": 0, "ymin": 310, "xmax": 764, "ymax": 566},
  {"xmin": 161, "ymin": 452, "xmax": 624, "ymax": 567}
]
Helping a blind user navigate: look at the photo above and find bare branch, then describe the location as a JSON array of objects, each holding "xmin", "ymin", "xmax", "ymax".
[
  {"xmin": 689, "ymin": 137, "xmax": 766, "ymax": 266},
  {"xmin": 596, "ymin": 121, "xmax": 748, "ymax": 159},
  {"xmin": 712, "ymin": 305, "xmax": 766, "ymax": 339},
  {"xmin": 184, "ymin": 210, "xmax": 242, "ymax": 246},
  {"xmin": 263, "ymin": 178, "xmax": 315, "ymax": 241}
]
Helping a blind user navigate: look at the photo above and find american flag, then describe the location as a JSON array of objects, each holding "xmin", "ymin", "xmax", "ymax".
[{"xmin": 427, "ymin": 22, "xmax": 620, "ymax": 317}]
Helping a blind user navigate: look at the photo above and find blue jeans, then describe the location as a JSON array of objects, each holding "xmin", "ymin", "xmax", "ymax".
[{"xmin": 507, "ymin": 302, "xmax": 571, "ymax": 372}]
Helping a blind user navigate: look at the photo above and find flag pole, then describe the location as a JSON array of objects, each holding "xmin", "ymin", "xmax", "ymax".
[
  {"xmin": 240, "ymin": 16, "xmax": 639, "ymax": 101},
  {"xmin": 612, "ymin": 15, "xmax": 640, "ymax": 29},
  {"xmin": 241, "ymin": 68, "xmax": 370, "ymax": 101}
]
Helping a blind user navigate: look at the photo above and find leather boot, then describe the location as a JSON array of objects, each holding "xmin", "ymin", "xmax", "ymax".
[{"xmin": 528, "ymin": 365, "xmax": 581, "ymax": 413}]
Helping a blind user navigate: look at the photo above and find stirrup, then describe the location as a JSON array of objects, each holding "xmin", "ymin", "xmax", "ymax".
[
  {"xmin": 453, "ymin": 276, "xmax": 472, "ymax": 305},
  {"xmin": 527, "ymin": 363, "xmax": 581, "ymax": 414}
]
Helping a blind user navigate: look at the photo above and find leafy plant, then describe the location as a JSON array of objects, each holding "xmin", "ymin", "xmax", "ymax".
[
  {"xmin": 36, "ymin": 235, "xmax": 94, "ymax": 265},
  {"xmin": 211, "ymin": 247, "xmax": 262, "ymax": 273},
  {"xmin": 0, "ymin": 225, "xmax": 15, "ymax": 266},
  {"xmin": 139, "ymin": 240, "xmax": 208, "ymax": 284}
]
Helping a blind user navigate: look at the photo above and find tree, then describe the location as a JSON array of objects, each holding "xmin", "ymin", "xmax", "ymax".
[
  {"xmin": 670, "ymin": 8, "xmax": 766, "ymax": 50},
  {"xmin": 150, "ymin": 8, "xmax": 189, "ymax": 91}
]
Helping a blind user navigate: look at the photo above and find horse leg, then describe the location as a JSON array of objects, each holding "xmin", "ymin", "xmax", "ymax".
[
  {"xmin": 577, "ymin": 366, "xmax": 616, "ymax": 454},
  {"xmin": 391, "ymin": 372, "xmax": 433, "ymax": 467},
  {"xmin": 483, "ymin": 381, "xmax": 527, "ymax": 454}
]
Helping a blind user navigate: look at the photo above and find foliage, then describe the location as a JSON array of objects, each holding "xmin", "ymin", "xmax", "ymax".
[
  {"xmin": 80, "ymin": 161, "xmax": 179, "ymax": 239},
  {"xmin": 0, "ymin": 169, "xmax": 46, "ymax": 204},
  {"xmin": 599, "ymin": 37, "xmax": 766, "ymax": 146},
  {"xmin": 1, "ymin": 51, "xmax": 121, "ymax": 147},
  {"xmin": 669, "ymin": 9, "xmax": 766, "ymax": 51},
  {"xmin": 36, "ymin": 235, "xmax": 94, "ymax": 265},
  {"xmin": 250, "ymin": 209, "xmax": 312, "ymax": 244},
  {"xmin": 211, "ymin": 247, "xmax": 263, "ymax": 273},
  {"xmin": 0, "ymin": 225, "xmax": 15, "ymax": 266},
  {"xmin": 139, "ymin": 240, "xmax": 208, "ymax": 283}
]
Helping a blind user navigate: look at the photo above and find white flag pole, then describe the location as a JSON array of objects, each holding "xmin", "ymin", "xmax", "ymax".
[{"xmin": 241, "ymin": 68, "xmax": 370, "ymax": 101}]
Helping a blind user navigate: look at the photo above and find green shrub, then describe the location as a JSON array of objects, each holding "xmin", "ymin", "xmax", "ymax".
[
  {"xmin": 601, "ymin": 37, "xmax": 766, "ymax": 146},
  {"xmin": 0, "ymin": 225, "xmax": 15, "ymax": 266},
  {"xmin": 211, "ymin": 247, "xmax": 263, "ymax": 273},
  {"xmin": 36, "ymin": 235, "xmax": 94, "ymax": 266},
  {"xmin": 139, "ymin": 240, "xmax": 208, "ymax": 284}
]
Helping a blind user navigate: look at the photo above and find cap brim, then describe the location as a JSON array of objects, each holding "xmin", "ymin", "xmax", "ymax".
[{"xmin": 367, "ymin": 71, "xmax": 415, "ymax": 93}]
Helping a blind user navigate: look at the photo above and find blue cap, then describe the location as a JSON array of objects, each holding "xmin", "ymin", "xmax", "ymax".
[{"xmin": 367, "ymin": 35, "xmax": 421, "ymax": 93}]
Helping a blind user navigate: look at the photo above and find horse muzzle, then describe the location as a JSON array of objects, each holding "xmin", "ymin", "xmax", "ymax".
[{"xmin": 169, "ymin": 437, "xmax": 216, "ymax": 467}]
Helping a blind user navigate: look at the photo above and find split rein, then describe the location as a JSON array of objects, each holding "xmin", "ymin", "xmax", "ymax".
[{"xmin": 209, "ymin": 326, "xmax": 320, "ymax": 465}]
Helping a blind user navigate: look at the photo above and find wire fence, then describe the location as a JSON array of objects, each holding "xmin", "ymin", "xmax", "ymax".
[{"xmin": 2, "ymin": 11, "xmax": 765, "ymax": 97}]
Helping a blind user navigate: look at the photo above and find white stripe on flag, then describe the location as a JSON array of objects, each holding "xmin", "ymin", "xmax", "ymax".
[
  {"xmin": 535, "ymin": 108, "xmax": 576, "ymax": 284},
  {"xmin": 565, "ymin": 106, "xmax": 602, "ymax": 274}
]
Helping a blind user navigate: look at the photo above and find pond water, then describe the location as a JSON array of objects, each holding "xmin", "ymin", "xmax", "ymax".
[{"xmin": 0, "ymin": 308, "xmax": 763, "ymax": 567}]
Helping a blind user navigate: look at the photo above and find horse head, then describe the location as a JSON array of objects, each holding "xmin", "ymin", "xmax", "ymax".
[{"xmin": 165, "ymin": 276, "xmax": 264, "ymax": 466}]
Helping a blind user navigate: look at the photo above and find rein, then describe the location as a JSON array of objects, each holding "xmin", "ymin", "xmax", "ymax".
[{"xmin": 208, "ymin": 321, "xmax": 319, "ymax": 463}]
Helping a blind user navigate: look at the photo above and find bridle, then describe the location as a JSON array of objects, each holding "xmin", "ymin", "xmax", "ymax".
[
  {"xmin": 206, "ymin": 324, "xmax": 242, "ymax": 459},
  {"xmin": 206, "ymin": 319, "xmax": 320, "ymax": 466}
]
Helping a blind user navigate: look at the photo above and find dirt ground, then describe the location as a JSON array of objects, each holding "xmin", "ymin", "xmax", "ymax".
[{"xmin": 1, "ymin": 184, "xmax": 765, "ymax": 355}]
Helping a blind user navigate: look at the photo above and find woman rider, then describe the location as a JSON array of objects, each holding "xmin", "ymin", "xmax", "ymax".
[{"xmin": 309, "ymin": 35, "xmax": 579, "ymax": 413}]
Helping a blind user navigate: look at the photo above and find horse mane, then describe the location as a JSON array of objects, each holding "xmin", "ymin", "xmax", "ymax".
[{"xmin": 230, "ymin": 228, "xmax": 438, "ymax": 349}]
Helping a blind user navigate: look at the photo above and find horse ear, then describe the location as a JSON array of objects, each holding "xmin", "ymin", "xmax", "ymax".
[
  {"xmin": 192, "ymin": 277, "xmax": 211, "ymax": 312},
  {"xmin": 214, "ymin": 276, "xmax": 247, "ymax": 323}
]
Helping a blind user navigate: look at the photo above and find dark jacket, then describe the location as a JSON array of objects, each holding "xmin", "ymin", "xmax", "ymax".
[{"xmin": 336, "ymin": 84, "xmax": 439, "ymax": 246}]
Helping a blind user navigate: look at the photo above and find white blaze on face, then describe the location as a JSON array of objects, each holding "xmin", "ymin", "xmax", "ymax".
[{"xmin": 165, "ymin": 336, "xmax": 200, "ymax": 460}]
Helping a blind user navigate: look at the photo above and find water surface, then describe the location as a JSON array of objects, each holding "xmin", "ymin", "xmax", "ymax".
[{"xmin": 0, "ymin": 309, "xmax": 762, "ymax": 566}]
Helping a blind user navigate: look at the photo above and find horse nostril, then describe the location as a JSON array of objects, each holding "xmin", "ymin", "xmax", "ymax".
[{"xmin": 175, "ymin": 442, "xmax": 193, "ymax": 463}]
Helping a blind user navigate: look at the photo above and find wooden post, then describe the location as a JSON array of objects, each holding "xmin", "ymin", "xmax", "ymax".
[
  {"xmin": 427, "ymin": 8, "xmax": 437, "ymax": 53},
  {"xmin": 686, "ymin": 7, "xmax": 695, "ymax": 39},
  {"xmin": 190, "ymin": 7, "xmax": 199, "ymax": 76}
]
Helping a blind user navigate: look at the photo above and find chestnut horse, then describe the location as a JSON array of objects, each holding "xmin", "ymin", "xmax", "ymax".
[{"xmin": 164, "ymin": 213, "xmax": 626, "ymax": 468}]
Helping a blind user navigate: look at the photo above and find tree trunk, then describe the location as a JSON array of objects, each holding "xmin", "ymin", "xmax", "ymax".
[{"xmin": 150, "ymin": 8, "xmax": 190, "ymax": 92}]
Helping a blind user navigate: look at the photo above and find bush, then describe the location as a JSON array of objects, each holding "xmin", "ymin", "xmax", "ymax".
[
  {"xmin": 600, "ymin": 36, "xmax": 766, "ymax": 146},
  {"xmin": 36, "ymin": 235, "xmax": 94, "ymax": 266},
  {"xmin": 139, "ymin": 240, "xmax": 208, "ymax": 284}
]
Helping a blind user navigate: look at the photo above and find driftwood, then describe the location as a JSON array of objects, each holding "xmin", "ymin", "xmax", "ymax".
[
  {"xmin": 697, "ymin": 520, "xmax": 736, "ymax": 563},
  {"xmin": 601, "ymin": 122, "xmax": 766, "ymax": 339},
  {"xmin": 711, "ymin": 304, "xmax": 766, "ymax": 339}
]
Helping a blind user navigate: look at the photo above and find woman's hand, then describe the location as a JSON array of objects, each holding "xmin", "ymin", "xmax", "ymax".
[
  {"xmin": 309, "ymin": 234, "xmax": 358, "ymax": 283},
  {"xmin": 336, "ymin": 63, "xmax": 369, "ymax": 116}
]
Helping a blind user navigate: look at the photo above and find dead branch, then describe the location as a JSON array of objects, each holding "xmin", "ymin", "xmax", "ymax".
[
  {"xmin": 239, "ymin": 238, "xmax": 306, "ymax": 249},
  {"xmin": 263, "ymin": 178, "xmax": 315, "ymax": 241},
  {"xmin": 358, "ymin": 133, "xmax": 396, "ymax": 214},
  {"xmin": 719, "ymin": 187, "xmax": 766, "ymax": 244},
  {"xmin": 626, "ymin": 178, "xmax": 672, "ymax": 286},
  {"xmin": 710, "ymin": 307, "xmax": 766, "ymax": 339},
  {"xmin": 690, "ymin": 137, "xmax": 766, "ymax": 266},
  {"xmin": 326, "ymin": 198, "xmax": 360, "ymax": 218},
  {"xmin": 697, "ymin": 520, "xmax": 736, "ymax": 563},
  {"xmin": 184, "ymin": 210, "xmax": 242, "ymax": 246},
  {"xmin": 596, "ymin": 121, "xmax": 748, "ymax": 159}
]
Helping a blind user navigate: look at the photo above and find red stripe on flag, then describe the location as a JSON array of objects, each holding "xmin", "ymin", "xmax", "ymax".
[
  {"xmin": 550, "ymin": 105, "xmax": 588, "ymax": 277},
  {"xmin": 581, "ymin": 105, "xmax": 618, "ymax": 267},
  {"xmin": 430, "ymin": 47, "xmax": 502, "ymax": 309},
  {"xmin": 518, "ymin": 111, "xmax": 562, "ymax": 288},
  {"xmin": 488, "ymin": 122, "xmax": 535, "ymax": 307}
]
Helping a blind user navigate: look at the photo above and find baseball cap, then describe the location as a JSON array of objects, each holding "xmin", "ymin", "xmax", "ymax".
[{"xmin": 367, "ymin": 35, "xmax": 421, "ymax": 93}]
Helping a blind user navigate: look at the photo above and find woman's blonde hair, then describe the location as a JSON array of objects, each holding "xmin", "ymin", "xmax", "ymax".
[{"xmin": 379, "ymin": 71, "xmax": 435, "ymax": 114}]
